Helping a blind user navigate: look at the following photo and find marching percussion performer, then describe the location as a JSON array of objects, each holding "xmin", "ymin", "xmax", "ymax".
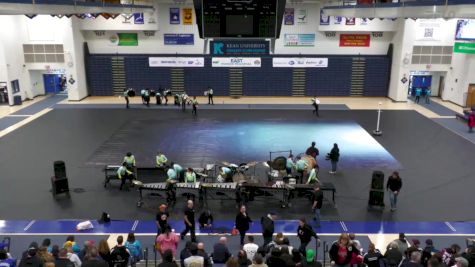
[
  {"xmin": 117, "ymin": 162, "xmax": 135, "ymax": 191},
  {"xmin": 311, "ymin": 96, "xmax": 320, "ymax": 117},
  {"xmin": 185, "ymin": 168, "xmax": 197, "ymax": 183},
  {"xmin": 123, "ymin": 88, "xmax": 133, "ymax": 109},
  {"xmin": 163, "ymin": 89, "xmax": 170, "ymax": 105},
  {"xmin": 143, "ymin": 88, "xmax": 151, "ymax": 107},
  {"xmin": 155, "ymin": 91, "xmax": 162, "ymax": 105},
  {"xmin": 156, "ymin": 151, "xmax": 168, "ymax": 167},
  {"xmin": 306, "ymin": 166, "xmax": 320, "ymax": 185},
  {"xmin": 181, "ymin": 92, "xmax": 188, "ymax": 111},
  {"xmin": 207, "ymin": 86, "xmax": 214, "ymax": 105},
  {"xmin": 295, "ymin": 156, "xmax": 308, "ymax": 184},
  {"xmin": 192, "ymin": 96, "xmax": 198, "ymax": 116},
  {"xmin": 171, "ymin": 162, "xmax": 184, "ymax": 182},
  {"xmin": 218, "ymin": 166, "xmax": 232, "ymax": 183},
  {"xmin": 286, "ymin": 154, "xmax": 295, "ymax": 176},
  {"xmin": 123, "ymin": 152, "xmax": 136, "ymax": 170},
  {"xmin": 166, "ymin": 167, "xmax": 178, "ymax": 202}
]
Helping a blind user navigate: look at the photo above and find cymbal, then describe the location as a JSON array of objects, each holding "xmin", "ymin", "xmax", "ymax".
[
  {"xmin": 132, "ymin": 180, "xmax": 143, "ymax": 186},
  {"xmin": 222, "ymin": 161, "xmax": 231, "ymax": 166}
]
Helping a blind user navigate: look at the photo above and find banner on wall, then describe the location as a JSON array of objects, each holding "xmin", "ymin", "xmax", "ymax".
[
  {"xmin": 296, "ymin": 9, "xmax": 307, "ymax": 24},
  {"xmin": 415, "ymin": 19, "xmax": 441, "ymax": 41},
  {"xmin": 284, "ymin": 34, "xmax": 315, "ymax": 47},
  {"xmin": 118, "ymin": 33, "xmax": 138, "ymax": 46},
  {"xmin": 454, "ymin": 42, "xmax": 475, "ymax": 54},
  {"xmin": 183, "ymin": 8, "xmax": 192, "ymax": 25},
  {"xmin": 360, "ymin": 18, "xmax": 369, "ymax": 25},
  {"xmin": 170, "ymin": 8, "xmax": 180, "ymax": 24},
  {"xmin": 339, "ymin": 34, "xmax": 370, "ymax": 47},
  {"xmin": 345, "ymin": 17, "xmax": 355, "ymax": 25},
  {"xmin": 133, "ymin": 13, "xmax": 144, "ymax": 24},
  {"xmin": 320, "ymin": 9, "xmax": 329, "ymax": 25},
  {"xmin": 149, "ymin": 57, "xmax": 204, "ymax": 67},
  {"xmin": 273, "ymin": 58, "xmax": 328, "ymax": 68},
  {"xmin": 334, "ymin": 16, "xmax": 343, "ymax": 25},
  {"xmin": 212, "ymin": 57, "xmax": 261, "ymax": 67},
  {"xmin": 284, "ymin": 8, "xmax": 294, "ymax": 25},
  {"xmin": 210, "ymin": 40, "xmax": 269, "ymax": 55},
  {"xmin": 164, "ymin": 34, "xmax": 194, "ymax": 45}
]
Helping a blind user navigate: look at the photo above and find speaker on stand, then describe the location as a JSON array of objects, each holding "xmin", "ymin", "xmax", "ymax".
[
  {"xmin": 368, "ymin": 170, "xmax": 385, "ymax": 210},
  {"xmin": 52, "ymin": 161, "xmax": 70, "ymax": 197}
]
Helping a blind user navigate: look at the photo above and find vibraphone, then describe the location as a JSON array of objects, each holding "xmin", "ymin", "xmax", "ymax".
[
  {"xmin": 104, "ymin": 165, "xmax": 121, "ymax": 187},
  {"xmin": 137, "ymin": 182, "xmax": 168, "ymax": 207},
  {"xmin": 241, "ymin": 183, "xmax": 291, "ymax": 208},
  {"xmin": 175, "ymin": 182, "xmax": 201, "ymax": 200},
  {"xmin": 287, "ymin": 182, "xmax": 336, "ymax": 206},
  {"xmin": 201, "ymin": 182, "xmax": 238, "ymax": 208},
  {"xmin": 103, "ymin": 165, "xmax": 166, "ymax": 188}
]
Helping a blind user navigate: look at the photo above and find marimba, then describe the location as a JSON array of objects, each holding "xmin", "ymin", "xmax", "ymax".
[{"xmin": 136, "ymin": 182, "xmax": 169, "ymax": 207}]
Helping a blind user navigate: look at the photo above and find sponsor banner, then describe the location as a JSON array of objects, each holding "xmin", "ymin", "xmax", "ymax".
[
  {"xmin": 320, "ymin": 9, "xmax": 329, "ymax": 25},
  {"xmin": 284, "ymin": 34, "xmax": 315, "ymax": 47},
  {"xmin": 133, "ymin": 13, "xmax": 144, "ymax": 24},
  {"xmin": 339, "ymin": 34, "xmax": 370, "ymax": 47},
  {"xmin": 212, "ymin": 57, "xmax": 261, "ymax": 68},
  {"xmin": 164, "ymin": 34, "xmax": 194, "ymax": 45},
  {"xmin": 284, "ymin": 8, "xmax": 294, "ymax": 25},
  {"xmin": 346, "ymin": 17, "xmax": 355, "ymax": 25},
  {"xmin": 297, "ymin": 9, "xmax": 307, "ymax": 24},
  {"xmin": 170, "ymin": 8, "xmax": 180, "ymax": 24},
  {"xmin": 210, "ymin": 40, "xmax": 269, "ymax": 55},
  {"xmin": 149, "ymin": 57, "xmax": 204, "ymax": 67},
  {"xmin": 183, "ymin": 8, "xmax": 193, "ymax": 25},
  {"xmin": 415, "ymin": 19, "xmax": 441, "ymax": 41},
  {"xmin": 334, "ymin": 16, "xmax": 343, "ymax": 25},
  {"xmin": 454, "ymin": 42, "xmax": 475, "ymax": 54},
  {"xmin": 117, "ymin": 33, "xmax": 138, "ymax": 46},
  {"xmin": 360, "ymin": 18, "xmax": 369, "ymax": 25},
  {"xmin": 273, "ymin": 58, "xmax": 328, "ymax": 68}
]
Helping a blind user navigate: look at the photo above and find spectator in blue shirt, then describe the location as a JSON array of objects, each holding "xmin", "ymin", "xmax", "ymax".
[
  {"xmin": 0, "ymin": 249, "xmax": 16, "ymax": 267},
  {"xmin": 415, "ymin": 88, "xmax": 422, "ymax": 103}
]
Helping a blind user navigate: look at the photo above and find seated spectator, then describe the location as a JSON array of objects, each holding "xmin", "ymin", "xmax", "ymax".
[
  {"xmin": 55, "ymin": 248, "xmax": 75, "ymax": 267},
  {"xmin": 197, "ymin": 243, "xmax": 211, "ymax": 267},
  {"xmin": 44, "ymin": 262, "xmax": 54, "ymax": 267},
  {"xmin": 265, "ymin": 248, "xmax": 286, "ymax": 267},
  {"xmin": 442, "ymin": 244, "xmax": 461, "ymax": 267},
  {"xmin": 422, "ymin": 240, "xmax": 439, "ymax": 267},
  {"xmin": 401, "ymin": 247, "xmax": 419, "ymax": 266},
  {"xmin": 179, "ymin": 241, "xmax": 192, "ymax": 267},
  {"xmin": 461, "ymin": 246, "xmax": 475, "ymax": 267},
  {"xmin": 428, "ymin": 256, "xmax": 442, "ymax": 267},
  {"xmin": 64, "ymin": 236, "xmax": 81, "ymax": 254},
  {"xmin": 157, "ymin": 227, "xmax": 180, "ymax": 259},
  {"xmin": 22, "ymin": 243, "xmax": 39, "ymax": 260},
  {"xmin": 41, "ymin": 239, "xmax": 52, "ymax": 254},
  {"xmin": 97, "ymin": 241, "xmax": 110, "ymax": 264},
  {"xmin": 19, "ymin": 246, "xmax": 42, "ymax": 267},
  {"xmin": 349, "ymin": 233, "xmax": 362, "ymax": 252},
  {"xmin": 51, "ymin": 245, "xmax": 60, "ymax": 260},
  {"xmin": 392, "ymin": 233, "xmax": 409, "ymax": 256},
  {"xmin": 302, "ymin": 249, "xmax": 321, "ymax": 267},
  {"xmin": 81, "ymin": 248, "xmax": 107, "ymax": 267},
  {"xmin": 64, "ymin": 244, "xmax": 82, "ymax": 267},
  {"xmin": 455, "ymin": 257, "xmax": 469, "ymax": 267},
  {"xmin": 385, "ymin": 241, "xmax": 403, "ymax": 267},
  {"xmin": 125, "ymin": 233, "xmax": 141, "ymax": 266},
  {"xmin": 243, "ymin": 236, "xmax": 259, "ymax": 261},
  {"xmin": 0, "ymin": 249, "xmax": 16, "ymax": 267},
  {"xmin": 364, "ymin": 243, "xmax": 383, "ymax": 267},
  {"xmin": 226, "ymin": 256, "xmax": 239, "ymax": 267},
  {"xmin": 401, "ymin": 251, "xmax": 423, "ymax": 267},
  {"xmin": 237, "ymin": 250, "xmax": 251, "ymax": 267},
  {"xmin": 212, "ymin": 237, "xmax": 231, "ymax": 264},
  {"xmin": 184, "ymin": 243, "xmax": 204, "ymax": 267},
  {"xmin": 78, "ymin": 241, "xmax": 95, "ymax": 262},
  {"xmin": 280, "ymin": 246, "xmax": 295, "ymax": 266},
  {"xmin": 291, "ymin": 249, "xmax": 303, "ymax": 267},
  {"xmin": 412, "ymin": 239, "xmax": 423, "ymax": 252},
  {"xmin": 266, "ymin": 233, "xmax": 284, "ymax": 252},
  {"xmin": 280, "ymin": 238, "xmax": 294, "ymax": 255},
  {"xmin": 329, "ymin": 233, "xmax": 355, "ymax": 267},
  {"xmin": 250, "ymin": 254, "xmax": 267, "ymax": 267},
  {"xmin": 110, "ymin": 236, "xmax": 130, "ymax": 267},
  {"xmin": 157, "ymin": 250, "xmax": 178, "ymax": 267},
  {"xmin": 37, "ymin": 246, "xmax": 54, "ymax": 263}
]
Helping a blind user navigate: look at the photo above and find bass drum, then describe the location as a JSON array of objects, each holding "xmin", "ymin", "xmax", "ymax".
[{"xmin": 298, "ymin": 153, "xmax": 317, "ymax": 173}]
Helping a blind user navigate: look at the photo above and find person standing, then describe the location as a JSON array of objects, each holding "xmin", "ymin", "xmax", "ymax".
[
  {"xmin": 143, "ymin": 89, "xmax": 151, "ymax": 107},
  {"xmin": 156, "ymin": 204, "xmax": 169, "ymax": 235},
  {"xmin": 425, "ymin": 88, "xmax": 431, "ymax": 104},
  {"xmin": 311, "ymin": 97, "xmax": 320, "ymax": 117},
  {"xmin": 386, "ymin": 171, "xmax": 402, "ymax": 212},
  {"xmin": 191, "ymin": 96, "xmax": 198, "ymax": 116},
  {"xmin": 123, "ymin": 152, "xmax": 136, "ymax": 170},
  {"xmin": 297, "ymin": 218, "xmax": 319, "ymax": 257},
  {"xmin": 415, "ymin": 88, "xmax": 422, "ymax": 104},
  {"xmin": 117, "ymin": 162, "xmax": 134, "ymax": 191},
  {"xmin": 312, "ymin": 185, "xmax": 323, "ymax": 228},
  {"xmin": 181, "ymin": 92, "xmax": 188, "ymax": 111},
  {"xmin": 295, "ymin": 157, "xmax": 308, "ymax": 184},
  {"xmin": 180, "ymin": 200, "xmax": 196, "ymax": 242},
  {"xmin": 163, "ymin": 89, "xmax": 169, "ymax": 105},
  {"xmin": 123, "ymin": 88, "xmax": 132, "ymax": 109},
  {"xmin": 156, "ymin": 152, "xmax": 168, "ymax": 168},
  {"xmin": 286, "ymin": 154, "xmax": 294, "ymax": 176},
  {"xmin": 235, "ymin": 205, "xmax": 252, "ymax": 246},
  {"xmin": 156, "ymin": 227, "xmax": 179, "ymax": 259},
  {"xmin": 172, "ymin": 162, "xmax": 184, "ymax": 182},
  {"xmin": 468, "ymin": 112, "xmax": 475, "ymax": 133},
  {"xmin": 260, "ymin": 213, "xmax": 276, "ymax": 247},
  {"xmin": 208, "ymin": 87, "xmax": 214, "ymax": 105},
  {"xmin": 329, "ymin": 233, "xmax": 355, "ymax": 267},
  {"xmin": 306, "ymin": 142, "xmax": 319, "ymax": 158},
  {"xmin": 184, "ymin": 168, "xmax": 196, "ymax": 183},
  {"xmin": 364, "ymin": 243, "xmax": 384, "ymax": 267},
  {"xmin": 328, "ymin": 143, "xmax": 340, "ymax": 174}
]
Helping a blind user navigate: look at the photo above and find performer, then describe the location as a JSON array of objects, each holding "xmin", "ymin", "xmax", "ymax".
[
  {"xmin": 306, "ymin": 142, "xmax": 319, "ymax": 159},
  {"xmin": 297, "ymin": 218, "xmax": 319, "ymax": 257},
  {"xmin": 286, "ymin": 154, "xmax": 294, "ymax": 176},
  {"xmin": 123, "ymin": 152, "xmax": 136, "ymax": 170},
  {"xmin": 180, "ymin": 200, "xmax": 196, "ymax": 242},
  {"xmin": 312, "ymin": 185, "xmax": 323, "ymax": 228},
  {"xmin": 166, "ymin": 167, "xmax": 178, "ymax": 202},
  {"xmin": 185, "ymin": 168, "xmax": 197, "ymax": 183},
  {"xmin": 192, "ymin": 96, "xmax": 198, "ymax": 116},
  {"xmin": 123, "ymin": 88, "xmax": 132, "ymax": 109},
  {"xmin": 117, "ymin": 162, "xmax": 134, "ymax": 191},
  {"xmin": 306, "ymin": 166, "xmax": 320, "ymax": 185},
  {"xmin": 207, "ymin": 86, "xmax": 214, "ymax": 105},
  {"xmin": 163, "ymin": 89, "xmax": 170, "ymax": 105},
  {"xmin": 156, "ymin": 204, "xmax": 169, "ymax": 235},
  {"xmin": 140, "ymin": 89, "xmax": 146, "ymax": 104},
  {"xmin": 311, "ymin": 96, "xmax": 320, "ymax": 117},
  {"xmin": 218, "ymin": 166, "xmax": 232, "ymax": 183},
  {"xmin": 198, "ymin": 210, "xmax": 214, "ymax": 229},
  {"xmin": 143, "ymin": 88, "xmax": 151, "ymax": 107},
  {"xmin": 156, "ymin": 152, "xmax": 168, "ymax": 167},
  {"xmin": 155, "ymin": 91, "xmax": 162, "ymax": 105},
  {"xmin": 261, "ymin": 213, "xmax": 276, "ymax": 247},
  {"xmin": 181, "ymin": 92, "xmax": 188, "ymax": 111},
  {"xmin": 171, "ymin": 162, "xmax": 184, "ymax": 182},
  {"xmin": 295, "ymin": 156, "xmax": 308, "ymax": 184},
  {"xmin": 235, "ymin": 205, "xmax": 252, "ymax": 246}
]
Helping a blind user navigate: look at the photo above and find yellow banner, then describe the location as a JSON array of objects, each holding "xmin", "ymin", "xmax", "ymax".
[{"xmin": 183, "ymin": 8, "xmax": 192, "ymax": 25}]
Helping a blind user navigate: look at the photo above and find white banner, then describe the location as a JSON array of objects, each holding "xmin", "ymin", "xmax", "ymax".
[
  {"xmin": 272, "ymin": 58, "xmax": 328, "ymax": 68},
  {"xmin": 212, "ymin": 57, "xmax": 261, "ymax": 68},
  {"xmin": 149, "ymin": 57, "xmax": 204, "ymax": 67}
]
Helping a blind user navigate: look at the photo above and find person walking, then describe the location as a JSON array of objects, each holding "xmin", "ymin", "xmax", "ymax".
[
  {"xmin": 156, "ymin": 227, "xmax": 179, "ymax": 259},
  {"xmin": 425, "ymin": 88, "xmax": 431, "ymax": 104},
  {"xmin": 156, "ymin": 204, "xmax": 169, "ymax": 235},
  {"xmin": 180, "ymin": 200, "xmax": 196, "ymax": 242},
  {"xmin": 260, "ymin": 213, "xmax": 276, "ymax": 247},
  {"xmin": 207, "ymin": 87, "xmax": 214, "ymax": 105},
  {"xmin": 386, "ymin": 171, "xmax": 402, "ymax": 212},
  {"xmin": 468, "ymin": 112, "xmax": 475, "ymax": 133},
  {"xmin": 297, "ymin": 218, "xmax": 319, "ymax": 257},
  {"xmin": 328, "ymin": 143, "xmax": 340, "ymax": 174},
  {"xmin": 235, "ymin": 205, "xmax": 252, "ymax": 246},
  {"xmin": 312, "ymin": 185, "xmax": 323, "ymax": 228},
  {"xmin": 192, "ymin": 96, "xmax": 198, "ymax": 116},
  {"xmin": 415, "ymin": 88, "xmax": 422, "ymax": 104},
  {"xmin": 311, "ymin": 97, "xmax": 320, "ymax": 117}
]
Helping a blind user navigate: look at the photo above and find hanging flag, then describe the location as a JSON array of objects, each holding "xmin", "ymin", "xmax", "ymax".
[
  {"xmin": 183, "ymin": 8, "xmax": 192, "ymax": 25},
  {"xmin": 284, "ymin": 8, "xmax": 294, "ymax": 25},
  {"xmin": 170, "ymin": 8, "xmax": 180, "ymax": 24}
]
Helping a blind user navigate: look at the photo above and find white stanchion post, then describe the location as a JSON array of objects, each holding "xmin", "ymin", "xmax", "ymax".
[{"xmin": 373, "ymin": 102, "xmax": 383, "ymax": 136}]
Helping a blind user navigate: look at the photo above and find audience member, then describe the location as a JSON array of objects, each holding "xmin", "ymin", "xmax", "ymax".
[
  {"xmin": 110, "ymin": 236, "xmax": 130, "ymax": 267},
  {"xmin": 78, "ymin": 241, "xmax": 94, "ymax": 262},
  {"xmin": 37, "ymin": 246, "xmax": 54, "ymax": 263},
  {"xmin": 243, "ymin": 236, "xmax": 259, "ymax": 261},
  {"xmin": 0, "ymin": 249, "xmax": 16, "ymax": 267},
  {"xmin": 297, "ymin": 218, "xmax": 319, "ymax": 257},
  {"xmin": 455, "ymin": 257, "xmax": 469, "ymax": 267},
  {"xmin": 64, "ymin": 245, "xmax": 81, "ymax": 267},
  {"xmin": 196, "ymin": 243, "xmax": 211, "ymax": 267},
  {"xmin": 349, "ymin": 233, "xmax": 362, "ymax": 252},
  {"xmin": 279, "ymin": 246, "xmax": 295, "ymax": 267},
  {"xmin": 442, "ymin": 244, "xmax": 461, "ymax": 266},
  {"xmin": 22, "ymin": 243, "xmax": 39, "ymax": 260},
  {"xmin": 81, "ymin": 248, "xmax": 107, "ymax": 267},
  {"xmin": 237, "ymin": 250, "xmax": 251, "ymax": 267},
  {"xmin": 302, "ymin": 249, "xmax": 321, "ymax": 267},
  {"xmin": 212, "ymin": 237, "xmax": 231, "ymax": 264},
  {"xmin": 226, "ymin": 256, "xmax": 239, "ymax": 267},
  {"xmin": 55, "ymin": 249, "xmax": 74, "ymax": 267},
  {"xmin": 179, "ymin": 241, "xmax": 192, "ymax": 267},
  {"xmin": 385, "ymin": 241, "xmax": 403, "ymax": 267},
  {"xmin": 183, "ymin": 243, "xmax": 204, "ymax": 267},
  {"xmin": 412, "ymin": 240, "xmax": 423, "ymax": 252},
  {"xmin": 461, "ymin": 246, "xmax": 475, "ymax": 267},
  {"xmin": 51, "ymin": 245, "xmax": 60, "ymax": 260},
  {"xmin": 393, "ymin": 233, "xmax": 409, "ymax": 256},
  {"xmin": 157, "ymin": 227, "xmax": 180, "ymax": 259},
  {"xmin": 363, "ymin": 243, "xmax": 383, "ymax": 267},
  {"xmin": 265, "ymin": 248, "xmax": 286, "ymax": 267},
  {"xmin": 125, "ymin": 233, "xmax": 141, "ymax": 265},
  {"xmin": 41, "ymin": 239, "xmax": 52, "ymax": 254},
  {"xmin": 96, "ymin": 241, "xmax": 110, "ymax": 264},
  {"xmin": 19, "ymin": 245, "xmax": 42, "ymax": 267},
  {"xmin": 64, "ymin": 237, "xmax": 81, "ymax": 254},
  {"xmin": 422, "ymin": 239, "xmax": 439, "ymax": 267},
  {"xmin": 401, "ymin": 251, "xmax": 423, "ymax": 267},
  {"xmin": 250, "ymin": 254, "xmax": 267, "ymax": 267},
  {"xmin": 157, "ymin": 250, "xmax": 178, "ymax": 267},
  {"xmin": 291, "ymin": 249, "xmax": 303, "ymax": 267},
  {"xmin": 330, "ymin": 233, "xmax": 355, "ymax": 267}
]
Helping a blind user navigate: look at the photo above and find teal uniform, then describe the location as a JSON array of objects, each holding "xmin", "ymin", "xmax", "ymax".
[
  {"xmin": 185, "ymin": 171, "xmax": 196, "ymax": 183},
  {"xmin": 306, "ymin": 168, "xmax": 320, "ymax": 184},
  {"xmin": 156, "ymin": 154, "xmax": 168, "ymax": 167},
  {"xmin": 123, "ymin": 155, "xmax": 136, "ymax": 167},
  {"xmin": 167, "ymin": 168, "xmax": 177, "ymax": 181},
  {"xmin": 117, "ymin": 166, "xmax": 132, "ymax": 179},
  {"xmin": 296, "ymin": 160, "xmax": 308, "ymax": 171},
  {"xmin": 286, "ymin": 158, "xmax": 294, "ymax": 170}
]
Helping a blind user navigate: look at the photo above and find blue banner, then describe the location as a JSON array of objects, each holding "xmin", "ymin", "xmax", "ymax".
[
  {"xmin": 210, "ymin": 40, "xmax": 269, "ymax": 56},
  {"xmin": 170, "ymin": 8, "xmax": 180, "ymax": 24},
  {"xmin": 133, "ymin": 13, "xmax": 144, "ymax": 24},
  {"xmin": 164, "ymin": 34, "xmax": 194, "ymax": 45}
]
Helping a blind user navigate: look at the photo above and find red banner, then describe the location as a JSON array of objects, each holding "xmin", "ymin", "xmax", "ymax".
[{"xmin": 339, "ymin": 34, "xmax": 371, "ymax": 47}]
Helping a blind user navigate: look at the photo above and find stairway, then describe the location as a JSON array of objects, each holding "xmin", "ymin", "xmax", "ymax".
[
  {"xmin": 229, "ymin": 68, "xmax": 243, "ymax": 97},
  {"xmin": 350, "ymin": 57, "xmax": 366, "ymax": 96},
  {"xmin": 170, "ymin": 68, "xmax": 185, "ymax": 94},
  {"xmin": 111, "ymin": 56, "xmax": 126, "ymax": 95},
  {"xmin": 292, "ymin": 69, "xmax": 306, "ymax": 96}
]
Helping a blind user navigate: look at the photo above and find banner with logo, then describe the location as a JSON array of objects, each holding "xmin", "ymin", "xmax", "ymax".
[
  {"xmin": 149, "ymin": 57, "xmax": 204, "ymax": 67},
  {"xmin": 273, "ymin": 58, "xmax": 328, "ymax": 68},
  {"xmin": 183, "ymin": 8, "xmax": 192, "ymax": 25},
  {"xmin": 340, "ymin": 34, "xmax": 370, "ymax": 47},
  {"xmin": 212, "ymin": 57, "xmax": 261, "ymax": 68},
  {"xmin": 284, "ymin": 8, "xmax": 294, "ymax": 25},
  {"xmin": 454, "ymin": 42, "xmax": 475, "ymax": 54},
  {"xmin": 164, "ymin": 34, "xmax": 194, "ymax": 45},
  {"xmin": 320, "ymin": 9, "xmax": 330, "ymax": 25},
  {"xmin": 345, "ymin": 17, "xmax": 355, "ymax": 25},
  {"xmin": 170, "ymin": 8, "xmax": 180, "ymax": 24},
  {"xmin": 210, "ymin": 40, "xmax": 269, "ymax": 55},
  {"xmin": 118, "ymin": 33, "xmax": 138, "ymax": 46},
  {"xmin": 296, "ymin": 9, "xmax": 307, "ymax": 24},
  {"xmin": 334, "ymin": 16, "xmax": 343, "ymax": 25},
  {"xmin": 284, "ymin": 34, "xmax": 315, "ymax": 47},
  {"xmin": 133, "ymin": 13, "xmax": 144, "ymax": 24}
]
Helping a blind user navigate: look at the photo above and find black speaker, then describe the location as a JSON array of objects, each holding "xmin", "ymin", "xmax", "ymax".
[
  {"xmin": 54, "ymin": 161, "xmax": 66, "ymax": 179},
  {"xmin": 51, "ymin": 176, "xmax": 69, "ymax": 196},
  {"xmin": 368, "ymin": 171, "xmax": 385, "ymax": 208},
  {"xmin": 371, "ymin": 170, "xmax": 384, "ymax": 190}
]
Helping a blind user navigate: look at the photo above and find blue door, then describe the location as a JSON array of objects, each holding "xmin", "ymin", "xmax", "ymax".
[{"xmin": 43, "ymin": 74, "xmax": 61, "ymax": 94}]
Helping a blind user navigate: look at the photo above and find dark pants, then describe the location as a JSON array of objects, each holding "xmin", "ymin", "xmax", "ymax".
[
  {"xmin": 415, "ymin": 96, "xmax": 420, "ymax": 103},
  {"xmin": 119, "ymin": 173, "xmax": 134, "ymax": 190},
  {"xmin": 181, "ymin": 223, "xmax": 196, "ymax": 242},
  {"xmin": 192, "ymin": 105, "xmax": 197, "ymax": 116},
  {"xmin": 164, "ymin": 96, "xmax": 168, "ymax": 105},
  {"xmin": 208, "ymin": 95, "xmax": 214, "ymax": 105},
  {"xmin": 156, "ymin": 96, "xmax": 161, "ymax": 105},
  {"xmin": 299, "ymin": 241, "xmax": 310, "ymax": 256},
  {"xmin": 263, "ymin": 235, "xmax": 273, "ymax": 247},
  {"xmin": 286, "ymin": 167, "xmax": 292, "ymax": 175},
  {"xmin": 125, "ymin": 97, "xmax": 129, "ymax": 109},
  {"xmin": 313, "ymin": 104, "xmax": 319, "ymax": 117},
  {"xmin": 144, "ymin": 96, "xmax": 150, "ymax": 106},
  {"xmin": 297, "ymin": 170, "xmax": 305, "ymax": 184},
  {"xmin": 182, "ymin": 101, "xmax": 186, "ymax": 111},
  {"xmin": 239, "ymin": 230, "xmax": 247, "ymax": 245}
]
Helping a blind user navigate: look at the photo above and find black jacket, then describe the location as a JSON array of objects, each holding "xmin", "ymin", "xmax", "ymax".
[
  {"xmin": 385, "ymin": 248, "xmax": 403, "ymax": 267},
  {"xmin": 266, "ymin": 256, "xmax": 287, "ymax": 267},
  {"xmin": 212, "ymin": 243, "xmax": 231, "ymax": 264},
  {"xmin": 329, "ymin": 147, "xmax": 340, "ymax": 161},
  {"xmin": 297, "ymin": 224, "xmax": 318, "ymax": 243},
  {"xmin": 386, "ymin": 177, "xmax": 402, "ymax": 192},
  {"xmin": 235, "ymin": 212, "xmax": 252, "ymax": 232},
  {"xmin": 261, "ymin": 216, "xmax": 274, "ymax": 237},
  {"xmin": 329, "ymin": 243, "xmax": 355, "ymax": 266}
]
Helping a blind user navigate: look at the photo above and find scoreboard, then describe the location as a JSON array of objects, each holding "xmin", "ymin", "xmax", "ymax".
[{"xmin": 193, "ymin": 0, "xmax": 286, "ymax": 39}]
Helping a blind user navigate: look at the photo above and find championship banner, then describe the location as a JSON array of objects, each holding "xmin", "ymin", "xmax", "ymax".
[
  {"xmin": 212, "ymin": 57, "xmax": 261, "ymax": 68},
  {"xmin": 284, "ymin": 34, "xmax": 315, "ymax": 47},
  {"xmin": 346, "ymin": 17, "xmax": 356, "ymax": 25},
  {"xmin": 170, "ymin": 8, "xmax": 180, "ymax": 24},
  {"xmin": 320, "ymin": 9, "xmax": 329, "ymax": 25},
  {"xmin": 297, "ymin": 9, "xmax": 307, "ymax": 24},
  {"xmin": 149, "ymin": 57, "xmax": 204, "ymax": 67},
  {"xmin": 164, "ymin": 34, "xmax": 194, "ymax": 45},
  {"xmin": 183, "ymin": 8, "xmax": 192, "ymax": 25},
  {"xmin": 340, "ymin": 34, "xmax": 370, "ymax": 47},
  {"xmin": 284, "ymin": 8, "xmax": 294, "ymax": 25},
  {"xmin": 117, "ymin": 33, "xmax": 138, "ymax": 46},
  {"xmin": 273, "ymin": 58, "xmax": 328, "ymax": 68}
]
